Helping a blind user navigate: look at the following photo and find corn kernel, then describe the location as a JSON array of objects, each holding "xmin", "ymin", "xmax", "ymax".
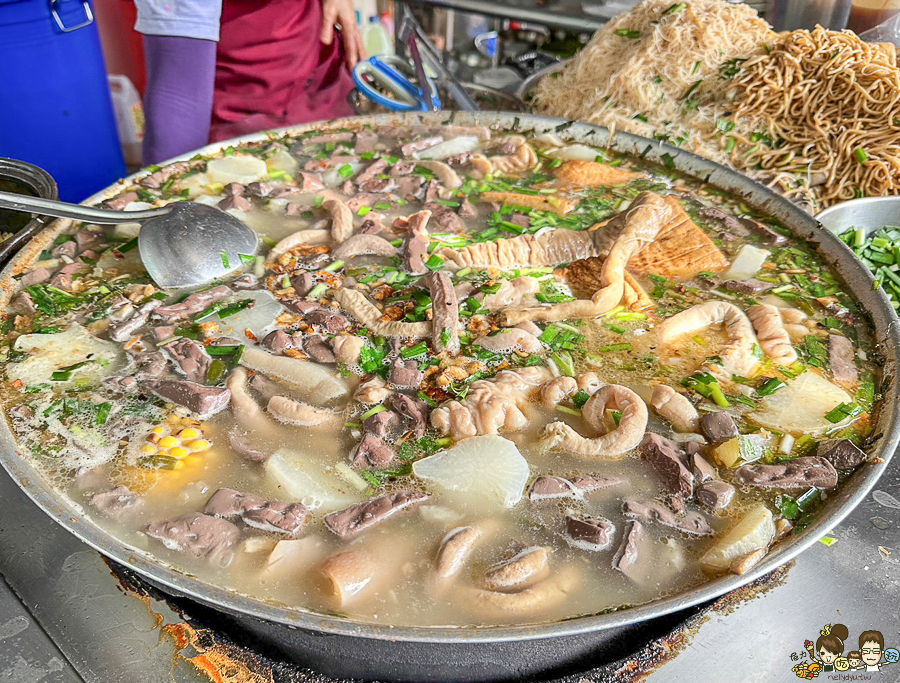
[
  {"xmin": 187, "ymin": 439, "xmax": 211, "ymax": 452},
  {"xmin": 158, "ymin": 435, "xmax": 178, "ymax": 449},
  {"xmin": 173, "ymin": 460, "xmax": 186, "ymax": 470},
  {"xmin": 180, "ymin": 417, "xmax": 194, "ymax": 426},
  {"xmin": 178, "ymin": 428, "xmax": 200, "ymax": 440},
  {"xmin": 169, "ymin": 446, "xmax": 189, "ymax": 458},
  {"xmin": 140, "ymin": 444, "xmax": 158, "ymax": 455},
  {"xmin": 166, "ymin": 413, "xmax": 180, "ymax": 423},
  {"xmin": 152, "ymin": 426, "xmax": 166, "ymax": 434}
]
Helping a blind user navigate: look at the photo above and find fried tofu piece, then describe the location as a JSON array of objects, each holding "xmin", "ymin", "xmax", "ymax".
[
  {"xmin": 583, "ymin": 197, "xmax": 728, "ymax": 279},
  {"xmin": 480, "ymin": 191, "xmax": 578, "ymax": 215},
  {"xmin": 554, "ymin": 160, "xmax": 645, "ymax": 188},
  {"xmin": 629, "ymin": 197, "xmax": 729, "ymax": 278}
]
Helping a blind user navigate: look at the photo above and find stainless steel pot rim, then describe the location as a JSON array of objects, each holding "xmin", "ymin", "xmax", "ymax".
[{"xmin": 1, "ymin": 111, "xmax": 897, "ymax": 645}]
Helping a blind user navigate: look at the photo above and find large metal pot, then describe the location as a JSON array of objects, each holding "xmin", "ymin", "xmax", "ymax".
[{"xmin": 1, "ymin": 112, "xmax": 897, "ymax": 682}]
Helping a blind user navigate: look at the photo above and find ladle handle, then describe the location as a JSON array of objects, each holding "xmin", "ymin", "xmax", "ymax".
[{"xmin": 0, "ymin": 190, "xmax": 171, "ymax": 225}]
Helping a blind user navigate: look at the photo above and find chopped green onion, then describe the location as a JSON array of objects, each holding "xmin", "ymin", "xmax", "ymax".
[
  {"xmin": 205, "ymin": 359, "xmax": 227, "ymax": 385},
  {"xmin": 95, "ymin": 402, "xmax": 112, "ymax": 425},
  {"xmin": 221, "ymin": 251, "xmax": 230, "ymax": 269},
  {"xmin": 400, "ymin": 342, "xmax": 427, "ymax": 359},
  {"xmin": 360, "ymin": 404, "xmax": 387, "ymax": 421},
  {"xmin": 338, "ymin": 164, "xmax": 354, "ymax": 178},
  {"xmin": 307, "ymin": 283, "xmax": 328, "ymax": 299},
  {"xmin": 756, "ymin": 377, "xmax": 786, "ymax": 396},
  {"xmin": 615, "ymin": 28, "xmax": 641, "ymax": 39},
  {"xmin": 853, "ymin": 147, "xmax": 868, "ymax": 164},
  {"xmin": 824, "ymin": 402, "xmax": 862, "ymax": 424}
]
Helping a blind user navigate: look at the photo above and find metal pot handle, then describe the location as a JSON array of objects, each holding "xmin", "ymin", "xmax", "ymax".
[{"xmin": 50, "ymin": 0, "xmax": 94, "ymax": 33}]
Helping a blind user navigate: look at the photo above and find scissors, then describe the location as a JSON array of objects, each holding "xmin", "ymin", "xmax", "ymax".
[{"xmin": 352, "ymin": 55, "xmax": 441, "ymax": 112}]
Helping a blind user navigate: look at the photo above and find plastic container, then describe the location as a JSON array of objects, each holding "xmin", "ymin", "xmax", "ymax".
[
  {"xmin": 0, "ymin": 0, "xmax": 126, "ymax": 202},
  {"xmin": 767, "ymin": 0, "xmax": 852, "ymax": 30},
  {"xmin": 108, "ymin": 74, "xmax": 145, "ymax": 169},
  {"xmin": 848, "ymin": 0, "xmax": 900, "ymax": 32},
  {"xmin": 364, "ymin": 15, "xmax": 393, "ymax": 56}
]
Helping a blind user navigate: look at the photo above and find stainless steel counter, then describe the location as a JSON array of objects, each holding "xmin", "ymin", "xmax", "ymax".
[{"xmin": 1, "ymin": 455, "xmax": 898, "ymax": 683}]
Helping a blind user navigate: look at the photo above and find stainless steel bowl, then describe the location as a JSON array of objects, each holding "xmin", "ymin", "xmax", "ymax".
[
  {"xmin": 1, "ymin": 112, "xmax": 898, "ymax": 681},
  {"xmin": 0, "ymin": 158, "xmax": 57, "ymax": 265},
  {"xmin": 816, "ymin": 195, "xmax": 900, "ymax": 237}
]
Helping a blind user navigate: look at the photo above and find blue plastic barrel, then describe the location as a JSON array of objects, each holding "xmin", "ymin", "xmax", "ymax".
[{"xmin": 0, "ymin": 0, "xmax": 126, "ymax": 202}]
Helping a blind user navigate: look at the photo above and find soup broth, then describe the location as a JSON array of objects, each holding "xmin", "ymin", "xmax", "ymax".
[{"xmin": 0, "ymin": 122, "xmax": 881, "ymax": 627}]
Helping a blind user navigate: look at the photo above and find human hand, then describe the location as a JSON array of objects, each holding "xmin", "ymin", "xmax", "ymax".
[{"xmin": 321, "ymin": 0, "xmax": 366, "ymax": 69}]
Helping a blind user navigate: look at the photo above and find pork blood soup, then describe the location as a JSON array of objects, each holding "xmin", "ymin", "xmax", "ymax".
[{"xmin": 0, "ymin": 123, "xmax": 881, "ymax": 626}]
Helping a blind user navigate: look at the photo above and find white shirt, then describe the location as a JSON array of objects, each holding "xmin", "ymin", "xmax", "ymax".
[{"xmin": 866, "ymin": 664, "xmax": 881, "ymax": 672}]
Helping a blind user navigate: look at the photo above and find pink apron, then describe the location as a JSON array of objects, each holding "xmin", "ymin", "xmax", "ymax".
[{"xmin": 210, "ymin": 0, "xmax": 355, "ymax": 142}]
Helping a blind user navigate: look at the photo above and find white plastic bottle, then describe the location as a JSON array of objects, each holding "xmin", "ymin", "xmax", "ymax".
[{"xmin": 364, "ymin": 15, "xmax": 393, "ymax": 56}]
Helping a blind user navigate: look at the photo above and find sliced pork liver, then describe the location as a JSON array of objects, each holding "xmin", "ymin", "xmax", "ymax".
[
  {"xmin": 108, "ymin": 299, "xmax": 162, "ymax": 342},
  {"xmin": 622, "ymin": 499, "xmax": 714, "ymax": 536},
  {"xmin": 700, "ymin": 412, "xmax": 739, "ymax": 442},
  {"xmin": 429, "ymin": 272, "xmax": 460, "ymax": 354},
  {"xmin": 350, "ymin": 434, "xmax": 396, "ymax": 467},
  {"xmin": 389, "ymin": 359, "xmax": 423, "ymax": 390},
  {"xmin": 691, "ymin": 452, "xmax": 719, "ymax": 483},
  {"xmin": 817, "ymin": 439, "xmax": 867, "ymax": 470},
  {"xmin": 363, "ymin": 410, "xmax": 399, "ymax": 440},
  {"xmin": 143, "ymin": 380, "xmax": 230, "ymax": 419},
  {"xmin": 613, "ymin": 520, "xmax": 647, "ymax": 582},
  {"xmin": 227, "ymin": 428, "xmax": 270, "ymax": 463},
  {"xmin": 734, "ymin": 456, "xmax": 838, "ymax": 489},
  {"xmin": 204, "ymin": 488, "xmax": 307, "ymax": 535},
  {"xmin": 638, "ymin": 433, "xmax": 693, "ymax": 498},
  {"xmin": 696, "ymin": 480, "xmax": 735, "ymax": 510},
  {"xmin": 145, "ymin": 513, "xmax": 240, "ymax": 559},
  {"xmin": 90, "ymin": 486, "xmax": 142, "ymax": 519},
  {"xmin": 152, "ymin": 285, "xmax": 232, "ymax": 323},
  {"xmin": 386, "ymin": 393, "xmax": 428, "ymax": 439},
  {"xmin": 529, "ymin": 474, "xmax": 624, "ymax": 501},
  {"xmin": 325, "ymin": 491, "xmax": 428, "ymax": 538},
  {"xmin": 164, "ymin": 337, "xmax": 211, "ymax": 383},
  {"xmin": 303, "ymin": 334, "xmax": 336, "ymax": 363},
  {"xmin": 828, "ymin": 334, "xmax": 858, "ymax": 384},
  {"xmin": 565, "ymin": 515, "xmax": 616, "ymax": 551},
  {"xmin": 261, "ymin": 329, "xmax": 293, "ymax": 355}
]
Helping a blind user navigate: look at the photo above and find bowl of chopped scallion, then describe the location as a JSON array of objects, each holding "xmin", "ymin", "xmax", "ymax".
[{"xmin": 818, "ymin": 196, "xmax": 900, "ymax": 310}]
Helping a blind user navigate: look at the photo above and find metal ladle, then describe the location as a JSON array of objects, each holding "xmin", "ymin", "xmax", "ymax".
[{"xmin": 0, "ymin": 191, "xmax": 259, "ymax": 289}]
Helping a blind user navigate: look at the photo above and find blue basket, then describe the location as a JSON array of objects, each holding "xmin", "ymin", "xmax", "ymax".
[{"xmin": 0, "ymin": 0, "xmax": 126, "ymax": 202}]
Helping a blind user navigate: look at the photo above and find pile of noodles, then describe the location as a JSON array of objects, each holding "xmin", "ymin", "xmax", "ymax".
[{"xmin": 533, "ymin": 0, "xmax": 900, "ymax": 210}]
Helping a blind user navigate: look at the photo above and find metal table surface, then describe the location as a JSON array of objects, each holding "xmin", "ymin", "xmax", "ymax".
[{"xmin": 1, "ymin": 454, "xmax": 899, "ymax": 683}]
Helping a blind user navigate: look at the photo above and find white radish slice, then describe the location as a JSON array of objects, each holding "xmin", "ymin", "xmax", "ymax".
[
  {"xmin": 207, "ymin": 155, "xmax": 269, "ymax": 185},
  {"xmin": 417, "ymin": 136, "xmax": 480, "ymax": 160},
  {"xmin": 547, "ymin": 144, "xmax": 604, "ymax": 162},
  {"xmin": 210, "ymin": 289, "xmax": 284, "ymax": 340},
  {"xmin": 265, "ymin": 449, "xmax": 361, "ymax": 512},
  {"xmin": 700, "ymin": 504, "xmax": 774, "ymax": 574},
  {"xmin": 749, "ymin": 371, "xmax": 853, "ymax": 434},
  {"xmin": 266, "ymin": 147, "xmax": 299, "ymax": 175},
  {"xmin": 240, "ymin": 346, "xmax": 350, "ymax": 403},
  {"xmin": 8, "ymin": 325, "xmax": 123, "ymax": 388},
  {"xmin": 413, "ymin": 435, "xmax": 529, "ymax": 510},
  {"xmin": 723, "ymin": 245, "xmax": 770, "ymax": 280}
]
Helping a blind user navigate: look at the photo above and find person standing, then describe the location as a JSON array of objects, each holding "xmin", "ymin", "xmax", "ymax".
[
  {"xmin": 210, "ymin": 0, "xmax": 365, "ymax": 142},
  {"xmin": 135, "ymin": 0, "xmax": 365, "ymax": 165}
]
